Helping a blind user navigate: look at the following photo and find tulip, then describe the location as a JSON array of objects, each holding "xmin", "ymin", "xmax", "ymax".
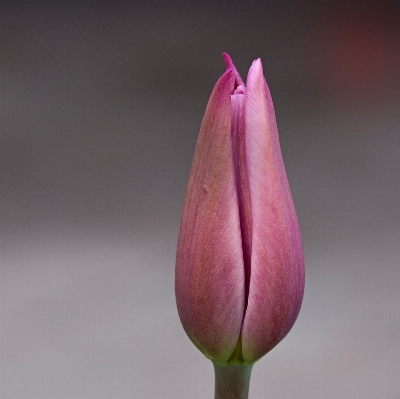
[{"xmin": 175, "ymin": 54, "xmax": 305, "ymax": 398}]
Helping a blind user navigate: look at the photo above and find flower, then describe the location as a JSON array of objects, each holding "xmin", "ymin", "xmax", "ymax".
[{"xmin": 175, "ymin": 53, "xmax": 305, "ymax": 366}]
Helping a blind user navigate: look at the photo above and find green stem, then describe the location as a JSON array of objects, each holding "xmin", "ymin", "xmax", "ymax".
[{"xmin": 213, "ymin": 363, "xmax": 253, "ymax": 399}]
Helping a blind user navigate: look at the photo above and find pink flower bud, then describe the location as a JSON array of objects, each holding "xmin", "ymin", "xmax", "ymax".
[{"xmin": 175, "ymin": 54, "xmax": 305, "ymax": 366}]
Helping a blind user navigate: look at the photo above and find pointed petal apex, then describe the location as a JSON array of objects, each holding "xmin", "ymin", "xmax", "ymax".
[{"xmin": 223, "ymin": 52, "xmax": 245, "ymax": 87}]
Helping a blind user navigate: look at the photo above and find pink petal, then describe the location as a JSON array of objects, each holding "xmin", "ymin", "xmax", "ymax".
[
  {"xmin": 223, "ymin": 52, "xmax": 245, "ymax": 87},
  {"xmin": 231, "ymin": 88, "xmax": 252, "ymax": 310},
  {"xmin": 241, "ymin": 59, "xmax": 305, "ymax": 363},
  {"xmin": 175, "ymin": 69, "xmax": 245, "ymax": 363}
]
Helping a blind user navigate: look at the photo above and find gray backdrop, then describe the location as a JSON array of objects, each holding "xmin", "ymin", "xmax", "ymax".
[{"xmin": 2, "ymin": 2, "xmax": 400, "ymax": 398}]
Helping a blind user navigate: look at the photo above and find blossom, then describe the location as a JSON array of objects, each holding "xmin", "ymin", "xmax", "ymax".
[{"xmin": 175, "ymin": 54, "xmax": 304, "ymax": 366}]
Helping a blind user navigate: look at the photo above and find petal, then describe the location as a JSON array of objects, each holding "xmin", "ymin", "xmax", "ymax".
[
  {"xmin": 241, "ymin": 59, "xmax": 305, "ymax": 363},
  {"xmin": 175, "ymin": 69, "xmax": 245, "ymax": 363},
  {"xmin": 223, "ymin": 52, "xmax": 245, "ymax": 87},
  {"xmin": 231, "ymin": 91, "xmax": 252, "ymax": 309}
]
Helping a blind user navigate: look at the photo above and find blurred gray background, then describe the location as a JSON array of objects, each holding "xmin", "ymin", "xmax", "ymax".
[{"xmin": 1, "ymin": 2, "xmax": 400, "ymax": 398}]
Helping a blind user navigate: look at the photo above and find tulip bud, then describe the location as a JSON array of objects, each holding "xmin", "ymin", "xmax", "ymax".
[{"xmin": 175, "ymin": 54, "xmax": 304, "ymax": 368}]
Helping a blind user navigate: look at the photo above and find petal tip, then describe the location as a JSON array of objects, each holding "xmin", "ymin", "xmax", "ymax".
[
  {"xmin": 222, "ymin": 52, "xmax": 234, "ymax": 69},
  {"xmin": 248, "ymin": 58, "xmax": 264, "ymax": 81},
  {"xmin": 222, "ymin": 52, "xmax": 244, "ymax": 87}
]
